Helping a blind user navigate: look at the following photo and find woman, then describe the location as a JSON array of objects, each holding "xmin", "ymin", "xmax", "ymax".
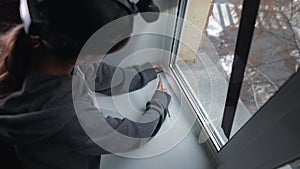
[{"xmin": 0, "ymin": 0, "xmax": 171, "ymax": 169}]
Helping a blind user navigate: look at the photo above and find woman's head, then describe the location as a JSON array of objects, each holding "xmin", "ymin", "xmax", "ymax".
[
  {"xmin": 0, "ymin": 0, "xmax": 137, "ymax": 99},
  {"xmin": 0, "ymin": 0, "xmax": 161, "ymax": 99}
]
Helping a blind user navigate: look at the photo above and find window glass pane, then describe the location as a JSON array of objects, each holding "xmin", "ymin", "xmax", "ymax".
[
  {"xmin": 232, "ymin": 0, "xmax": 300, "ymax": 137},
  {"xmin": 172, "ymin": 0, "xmax": 243, "ymax": 149}
]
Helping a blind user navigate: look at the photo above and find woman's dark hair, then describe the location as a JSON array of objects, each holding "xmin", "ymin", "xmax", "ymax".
[{"xmin": 0, "ymin": 25, "xmax": 32, "ymax": 99}]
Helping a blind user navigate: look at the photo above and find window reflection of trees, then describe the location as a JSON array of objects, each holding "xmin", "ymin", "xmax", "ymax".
[{"xmin": 207, "ymin": 0, "xmax": 300, "ymax": 114}]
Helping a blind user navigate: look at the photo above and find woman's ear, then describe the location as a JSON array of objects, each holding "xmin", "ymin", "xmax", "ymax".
[{"xmin": 30, "ymin": 36, "xmax": 41, "ymax": 49}]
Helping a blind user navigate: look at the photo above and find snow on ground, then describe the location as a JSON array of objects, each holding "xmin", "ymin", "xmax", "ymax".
[
  {"xmin": 206, "ymin": 16, "xmax": 223, "ymax": 37},
  {"xmin": 219, "ymin": 55, "xmax": 234, "ymax": 77}
]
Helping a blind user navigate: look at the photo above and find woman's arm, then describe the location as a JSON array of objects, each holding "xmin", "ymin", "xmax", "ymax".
[
  {"xmin": 60, "ymin": 90, "xmax": 170, "ymax": 156},
  {"xmin": 77, "ymin": 62, "xmax": 158, "ymax": 95}
]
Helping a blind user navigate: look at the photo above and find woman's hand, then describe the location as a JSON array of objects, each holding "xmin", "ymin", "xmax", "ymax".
[
  {"xmin": 157, "ymin": 80, "xmax": 167, "ymax": 93},
  {"xmin": 151, "ymin": 63, "xmax": 163, "ymax": 73}
]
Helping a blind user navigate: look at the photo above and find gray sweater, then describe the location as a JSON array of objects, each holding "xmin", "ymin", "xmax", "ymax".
[{"xmin": 0, "ymin": 62, "xmax": 171, "ymax": 169}]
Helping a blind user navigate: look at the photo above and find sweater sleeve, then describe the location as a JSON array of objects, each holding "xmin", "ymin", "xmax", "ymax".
[
  {"xmin": 77, "ymin": 62, "xmax": 157, "ymax": 95},
  {"xmin": 61, "ymin": 90, "xmax": 171, "ymax": 156}
]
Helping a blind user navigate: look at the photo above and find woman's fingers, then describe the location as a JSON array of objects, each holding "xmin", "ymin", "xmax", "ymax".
[
  {"xmin": 151, "ymin": 63, "xmax": 163, "ymax": 73},
  {"xmin": 157, "ymin": 80, "xmax": 163, "ymax": 90},
  {"xmin": 157, "ymin": 80, "xmax": 168, "ymax": 93}
]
